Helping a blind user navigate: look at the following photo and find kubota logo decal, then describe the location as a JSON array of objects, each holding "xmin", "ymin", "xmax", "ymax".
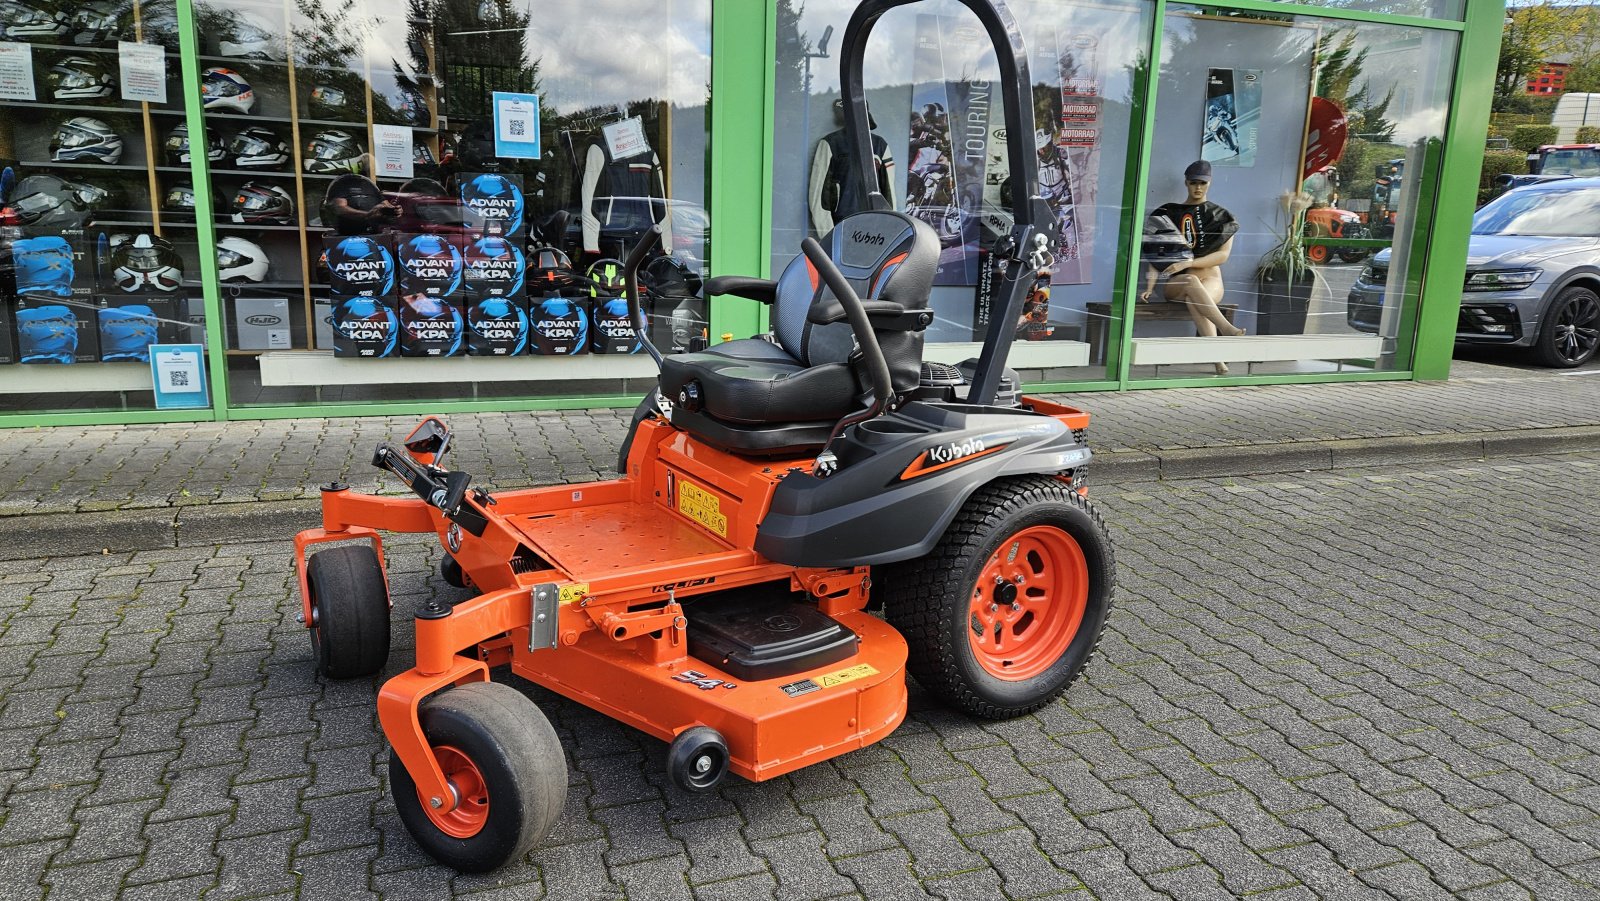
[{"xmin": 900, "ymin": 437, "xmax": 1011, "ymax": 480}]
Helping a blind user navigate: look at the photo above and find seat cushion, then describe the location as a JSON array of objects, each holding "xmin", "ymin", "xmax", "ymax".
[{"xmin": 660, "ymin": 338, "xmax": 859, "ymax": 426}]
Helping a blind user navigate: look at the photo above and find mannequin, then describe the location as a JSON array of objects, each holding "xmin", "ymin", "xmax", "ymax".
[
  {"xmin": 809, "ymin": 98, "xmax": 895, "ymax": 237},
  {"xmin": 580, "ymin": 124, "xmax": 673, "ymax": 257},
  {"xmin": 1140, "ymin": 159, "xmax": 1245, "ymax": 373}
]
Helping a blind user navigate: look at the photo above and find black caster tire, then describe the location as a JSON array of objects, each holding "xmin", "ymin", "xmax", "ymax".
[
  {"xmin": 389, "ymin": 682, "xmax": 567, "ymax": 873},
  {"xmin": 440, "ymin": 554, "xmax": 471, "ymax": 589},
  {"xmin": 668, "ymin": 726, "xmax": 729, "ymax": 793},
  {"xmin": 306, "ymin": 545, "xmax": 390, "ymax": 679},
  {"xmin": 885, "ymin": 476, "xmax": 1115, "ymax": 719}
]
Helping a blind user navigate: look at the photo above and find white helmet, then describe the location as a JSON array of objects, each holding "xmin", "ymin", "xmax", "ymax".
[
  {"xmin": 217, "ymin": 236, "xmax": 269, "ymax": 283},
  {"xmin": 202, "ymin": 67, "xmax": 256, "ymax": 114},
  {"xmin": 218, "ymin": 10, "xmax": 283, "ymax": 60}
]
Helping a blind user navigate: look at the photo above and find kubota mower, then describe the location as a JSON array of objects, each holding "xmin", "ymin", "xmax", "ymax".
[{"xmin": 292, "ymin": 0, "xmax": 1115, "ymax": 872}]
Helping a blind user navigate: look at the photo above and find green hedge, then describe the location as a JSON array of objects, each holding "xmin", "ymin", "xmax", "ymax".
[
  {"xmin": 1480, "ymin": 149, "xmax": 1529, "ymax": 205},
  {"xmin": 1578, "ymin": 126, "xmax": 1600, "ymax": 144},
  {"xmin": 1512, "ymin": 124, "xmax": 1560, "ymax": 152}
]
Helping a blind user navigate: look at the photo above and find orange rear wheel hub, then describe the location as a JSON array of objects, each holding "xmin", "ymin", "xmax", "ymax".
[{"xmin": 967, "ymin": 525, "xmax": 1088, "ymax": 681}]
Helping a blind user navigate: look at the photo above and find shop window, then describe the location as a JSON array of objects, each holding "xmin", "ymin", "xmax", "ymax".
[
  {"xmin": 770, "ymin": 0, "xmax": 1154, "ymax": 385},
  {"xmin": 191, "ymin": 0, "xmax": 711, "ymax": 408},
  {"xmin": 1258, "ymin": 0, "xmax": 1463, "ymax": 18},
  {"xmin": 1133, "ymin": 5, "xmax": 1457, "ymax": 379},
  {"xmin": 0, "ymin": 1, "xmax": 211, "ymax": 413}
]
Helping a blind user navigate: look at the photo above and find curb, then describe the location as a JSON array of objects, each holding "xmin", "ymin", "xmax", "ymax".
[{"xmin": 7, "ymin": 425, "xmax": 1600, "ymax": 559}]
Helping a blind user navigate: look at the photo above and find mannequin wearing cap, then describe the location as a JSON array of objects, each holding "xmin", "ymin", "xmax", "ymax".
[
  {"xmin": 1141, "ymin": 160, "xmax": 1246, "ymax": 373},
  {"xmin": 809, "ymin": 98, "xmax": 896, "ymax": 238}
]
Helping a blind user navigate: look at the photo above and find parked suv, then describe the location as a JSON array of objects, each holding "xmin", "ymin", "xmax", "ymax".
[{"xmin": 1347, "ymin": 178, "xmax": 1600, "ymax": 367}]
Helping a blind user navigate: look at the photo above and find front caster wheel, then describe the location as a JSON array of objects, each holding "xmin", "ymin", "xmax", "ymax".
[
  {"xmin": 306, "ymin": 545, "xmax": 390, "ymax": 679},
  {"xmin": 389, "ymin": 682, "xmax": 567, "ymax": 873},
  {"xmin": 668, "ymin": 726, "xmax": 729, "ymax": 793},
  {"xmin": 885, "ymin": 476, "xmax": 1115, "ymax": 719}
]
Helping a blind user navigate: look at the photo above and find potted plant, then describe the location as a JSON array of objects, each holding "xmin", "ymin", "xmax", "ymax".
[{"xmin": 1255, "ymin": 190, "xmax": 1316, "ymax": 335}]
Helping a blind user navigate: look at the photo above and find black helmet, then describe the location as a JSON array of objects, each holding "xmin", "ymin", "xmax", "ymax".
[
  {"xmin": 0, "ymin": 0, "xmax": 69, "ymax": 41},
  {"xmin": 46, "ymin": 55, "xmax": 114, "ymax": 101},
  {"xmin": 0, "ymin": 174, "xmax": 105, "ymax": 227},
  {"xmin": 642, "ymin": 254, "xmax": 703, "ymax": 300},
  {"xmin": 69, "ymin": 0, "xmax": 125, "ymax": 46},
  {"xmin": 110, "ymin": 233, "xmax": 183, "ymax": 293},
  {"xmin": 308, "ymin": 83, "xmax": 355, "ymax": 118},
  {"xmin": 227, "ymin": 126, "xmax": 291, "ymax": 169},
  {"xmin": 1141, "ymin": 214, "xmax": 1194, "ymax": 267},
  {"xmin": 228, "ymin": 181, "xmax": 294, "ymax": 224},
  {"xmin": 164, "ymin": 122, "xmax": 224, "ymax": 166},
  {"xmin": 304, "ymin": 130, "xmax": 363, "ymax": 174},
  {"xmin": 50, "ymin": 116, "xmax": 122, "ymax": 163},
  {"xmin": 162, "ymin": 181, "xmax": 221, "ymax": 222}
]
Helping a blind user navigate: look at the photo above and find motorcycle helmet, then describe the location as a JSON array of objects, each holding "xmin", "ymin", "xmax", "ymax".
[
  {"xmin": 15, "ymin": 306, "xmax": 79, "ymax": 364},
  {"xmin": 0, "ymin": 174, "xmax": 105, "ymax": 227},
  {"xmin": 69, "ymin": 0, "xmax": 123, "ymax": 45},
  {"xmin": 528, "ymin": 245, "xmax": 578, "ymax": 294},
  {"xmin": 585, "ymin": 258, "xmax": 625, "ymax": 298},
  {"xmin": 642, "ymin": 254, "xmax": 703, "ymax": 301},
  {"xmin": 397, "ymin": 233, "xmax": 462, "ymax": 296},
  {"xmin": 12, "ymin": 236, "xmax": 74, "ymax": 297},
  {"xmin": 0, "ymin": 0, "xmax": 68, "ymax": 40},
  {"xmin": 50, "ymin": 116, "xmax": 123, "ymax": 163},
  {"xmin": 227, "ymin": 126, "xmax": 290, "ymax": 169},
  {"xmin": 216, "ymin": 236, "xmax": 268, "ymax": 283},
  {"xmin": 323, "ymin": 234, "xmax": 394, "ymax": 296},
  {"xmin": 161, "ymin": 181, "xmax": 220, "ymax": 222},
  {"xmin": 304, "ymin": 130, "xmax": 363, "ymax": 174},
  {"xmin": 98, "ymin": 304, "xmax": 158, "ymax": 361},
  {"xmin": 46, "ymin": 55, "xmax": 114, "ymax": 101},
  {"xmin": 110, "ymin": 233, "xmax": 182, "ymax": 293},
  {"xmin": 460, "ymin": 172, "xmax": 523, "ymax": 235},
  {"xmin": 217, "ymin": 9, "xmax": 281, "ymax": 59},
  {"xmin": 307, "ymin": 83, "xmax": 354, "ymax": 119},
  {"xmin": 164, "ymin": 122, "xmax": 224, "ymax": 166},
  {"xmin": 202, "ymin": 67, "xmax": 255, "ymax": 114},
  {"xmin": 228, "ymin": 181, "xmax": 294, "ymax": 224}
]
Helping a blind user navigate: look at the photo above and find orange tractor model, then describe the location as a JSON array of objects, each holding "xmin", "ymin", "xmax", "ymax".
[{"xmin": 291, "ymin": 0, "xmax": 1114, "ymax": 872}]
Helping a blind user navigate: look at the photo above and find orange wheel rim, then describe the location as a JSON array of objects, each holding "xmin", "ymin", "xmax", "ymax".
[
  {"xmin": 422, "ymin": 745, "xmax": 490, "ymax": 838},
  {"xmin": 1308, "ymin": 245, "xmax": 1328, "ymax": 263},
  {"xmin": 967, "ymin": 525, "xmax": 1088, "ymax": 681}
]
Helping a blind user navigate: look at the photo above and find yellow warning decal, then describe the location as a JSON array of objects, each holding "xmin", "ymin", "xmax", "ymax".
[
  {"xmin": 558, "ymin": 583, "xmax": 589, "ymax": 605},
  {"xmin": 676, "ymin": 480, "xmax": 729, "ymax": 537},
  {"xmin": 818, "ymin": 663, "xmax": 879, "ymax": 689}
]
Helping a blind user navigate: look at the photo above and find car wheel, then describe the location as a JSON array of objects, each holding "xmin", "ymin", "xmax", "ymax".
[{"xmin": 1533, "ymin": 285, "xmax": 1600, "ymax": 368}]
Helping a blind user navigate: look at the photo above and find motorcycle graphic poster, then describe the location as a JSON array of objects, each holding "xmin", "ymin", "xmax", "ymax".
[
  {"xmin": 1203, "ymin": 68, "xmax": 1261, "ymax": 167},
  {"xmin": 907, "ymin": 13, "xmax": 996, "ymax": 286}
]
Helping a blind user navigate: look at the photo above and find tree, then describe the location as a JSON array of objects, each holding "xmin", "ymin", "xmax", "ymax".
[{"xmin": 1496, "ymin": 4, "xmax": 1583, "ymax": 110}]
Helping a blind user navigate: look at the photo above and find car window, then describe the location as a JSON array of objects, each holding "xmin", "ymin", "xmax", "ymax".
[
  {"xmin": 1542, "ymin": 149, "xmax": 1600, "ymax": 178},
  {"xmin": 1473, "ymin": 187, "xmax": 1600, "ymax": 237}
]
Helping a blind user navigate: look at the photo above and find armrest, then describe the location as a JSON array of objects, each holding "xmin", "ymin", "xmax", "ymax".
[
  {"xmin": 808, "ymin": 297, "xmax": 935, "ymax": 331},
  {"xmin": 703, "ymin": 276, "xmax": 778, "ymax": 304}
]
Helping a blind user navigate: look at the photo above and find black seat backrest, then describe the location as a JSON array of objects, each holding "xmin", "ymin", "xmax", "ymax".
[{"xmin": 770, "ymin": 210, "xmax": 940, "ymax": 394}]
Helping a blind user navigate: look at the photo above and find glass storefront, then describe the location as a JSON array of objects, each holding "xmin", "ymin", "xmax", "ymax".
[
  {"xmin": 1130, "ymin": 4, "xmax": 1458, "ymax": 379},
  {"xmin": 772, "ymin": 0, "xmax": 1155, "ymax": 385},
  {"xmin": 0, "ymin": 0, "xmax": 1498, "ymax": 423},
  {"xmin": 0, "ymin": 0, "xmax": 208, "ymax": 413}
]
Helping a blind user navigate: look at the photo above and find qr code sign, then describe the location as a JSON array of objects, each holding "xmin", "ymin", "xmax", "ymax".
[
  {"xmin": 508, "ymin": 119, "xmax": 526, "ymax": 137},
  {"xmin": 169, "ymin": 370, "xmax": 190, "ymax": 388}
]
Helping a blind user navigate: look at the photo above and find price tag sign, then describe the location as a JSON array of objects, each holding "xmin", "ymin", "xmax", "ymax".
[
  {"xmin": 603, "ymin": 116, "xmax": 649, "ymax": 160},
  {"xmin": 492, "ymin": 91, "xmax": 541, "ymax": 160},
  {"xmin": 373, "ymin": 124, "xmax": 414, "ymax": 179},
  {"xmin": 149, "ymin": 344, "xmax": 209, "ymax": 409},
  {"xmin": 0, "ymin": 42, "xmax": 36, "ymax": 101},
  {"xmin": 118, "ymin": 41, "xmax": 167, "ymax": 104}
]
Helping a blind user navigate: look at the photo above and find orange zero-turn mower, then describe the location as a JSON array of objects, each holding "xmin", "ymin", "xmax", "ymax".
[{"xmin": 290, "ymin": 0, "xmax": 1116, "ymax": 873}]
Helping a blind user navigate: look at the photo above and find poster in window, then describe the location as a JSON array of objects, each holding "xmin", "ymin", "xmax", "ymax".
[
  {"xmin": 1203, "ymin": 68, "xmax": 1261, "ymax": 167},
  {"xmin": 907, "ymin": 13, "xmax": 990, "ymax": 286}
]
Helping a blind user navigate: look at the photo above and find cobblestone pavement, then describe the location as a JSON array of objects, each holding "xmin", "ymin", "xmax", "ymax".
[
  {"xmin": 3, "ymin": 453, "xmax": 1599, "ymax": 899},
  {"xmin": 6, "ymin": 360, "xmax": 1600, "ymax": 516}
]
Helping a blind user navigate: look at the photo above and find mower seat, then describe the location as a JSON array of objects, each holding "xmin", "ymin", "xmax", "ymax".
[{"xmin": 659, "ymin": 210, "xmax": 939, "ymax": 456}]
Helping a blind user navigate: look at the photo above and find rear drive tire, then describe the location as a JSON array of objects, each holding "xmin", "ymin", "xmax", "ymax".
[
  {"xmin": 306, "ymin": 545, "xmax": 390, "ymax": 679},
  {"xmin": 885, "ymin": 477, "xmax": 1114, "ymax": 719},
  {"xmin": 1533, "ymin": 285, "xmax": 1600, "ymax": 368},
  {"xmin": 390, "ymin": 682, "xmax": 567, "ymax": 873}
]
